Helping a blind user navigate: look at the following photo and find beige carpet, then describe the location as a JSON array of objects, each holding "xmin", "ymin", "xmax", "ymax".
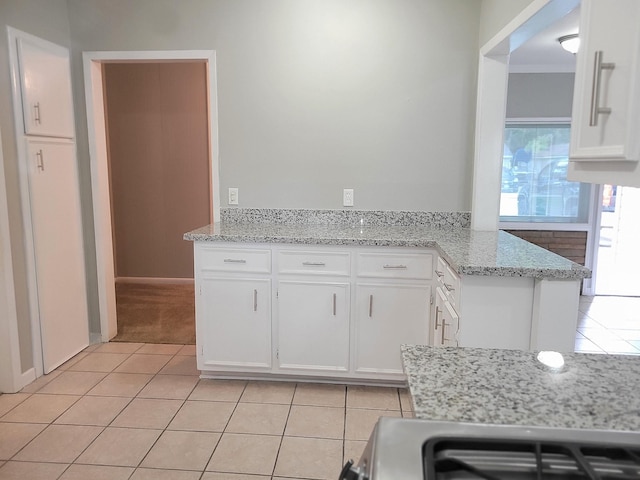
[{"xmin": 112, "ymin": 282, "xmax": 196, "ymax": 344}]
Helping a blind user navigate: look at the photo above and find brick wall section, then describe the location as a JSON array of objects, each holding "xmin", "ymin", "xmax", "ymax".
[{"xmin": 505, "ymin": 230, "xmax": 588, "ymax": 265}]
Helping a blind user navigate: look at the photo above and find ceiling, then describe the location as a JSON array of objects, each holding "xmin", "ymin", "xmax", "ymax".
[{"xmin": 509, "ymin": 6, "xmax": 580, "ymax": 73}]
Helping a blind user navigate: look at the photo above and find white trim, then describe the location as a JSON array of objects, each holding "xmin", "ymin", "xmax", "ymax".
[
  {"xmin": 115, "ymin": 277, "xmax": 195, "ymax": 285},
  {"xmin": 581, "ymin": 184, "xmax": 604, "ymax": 296},
  {"xmin": 500, "ymin": 222, "xmax": 590, "ymax": 231},
  {"xmin": 509, "ymin": 63, "xmax": 576, "ymax": 74},
  {"xmin": 83, "ymin": 50, "xmax": 220, "ymax": 342},
  {"xmin": 19, "ymin": 368, "xmax": 36, "ymax": 389},
  {"xmin": 472, "ymin": 0, "xmax": 581, "ymax": 231},
  {"xmin": 505, "ymin": 117, "xmax": 572, "ymax": 124}
]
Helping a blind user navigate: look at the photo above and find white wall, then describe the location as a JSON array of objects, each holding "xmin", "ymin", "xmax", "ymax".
[
  {"xmin": 68, "ymin": 0, "xmax": 481, "ymax": 212},
  {"xmin": 507, "ymin": 72, "xmax": 574, "ymax": 118},
  {"xmin": 478, "ymin": 0, "xmax": 537, "ymax": 46},
  {"xmin": 0, "ymin": 0, "xmax": 73, "ymax": 376}
]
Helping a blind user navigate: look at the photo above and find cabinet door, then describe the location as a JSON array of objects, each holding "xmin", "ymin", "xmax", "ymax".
[
  {"xmin": 17, "ymin": 37, "xmax": 75, "ymax": 138},
  {"xmin": 569, "ymin": 0, "xmax": 640, "ymax": 163},
  {"xmin": 355, "ymin": 283, "xmax": 430, "ymax": 374},
  {"xmin": 434, "ymin": 287, "xmax": 459, "ymax": 347},
  {"xmin": 27, "ymin": 140, "xmax": 88, "ymax": 372},
  {"xmin": 277, "ymin": 281, "xmax": 349, "ymax": 372},
  {"xmin": 198, "ymin": 277, "xmax": 271, "ymax": 369}
]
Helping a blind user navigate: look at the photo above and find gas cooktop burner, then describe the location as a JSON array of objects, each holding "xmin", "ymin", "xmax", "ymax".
[
  {"xmin": 426, "ymin": 438, "xmax": 640, "ymax": 479},
  {"xmin": 339, "ymin": 418, "xmax": 640, "ymax": 480}
]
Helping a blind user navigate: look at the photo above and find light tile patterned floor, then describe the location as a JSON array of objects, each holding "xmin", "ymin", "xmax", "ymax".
[
  {"xmin": 0, "ymin": 342, "xmax": 412, "ymax": 480},
  {"xmin": 2, "ymin": 295, "xmax": 638, "ymax": 479},
  {"xmin": 574, "ymin": 296, "xmax": 640, "ymax": 355}
]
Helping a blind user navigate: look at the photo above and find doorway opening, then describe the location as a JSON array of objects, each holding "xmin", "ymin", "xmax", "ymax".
[
  {"xmin": 83, "ymin": 51, "xmax": 220, "ymax": 344},
  {"xmin": 594, "ymin": 185, "xmax": 640, "ymax": 296},
  {"xmin": 103, "ymin": 61, "xmax": 210, "ymax": 344}
]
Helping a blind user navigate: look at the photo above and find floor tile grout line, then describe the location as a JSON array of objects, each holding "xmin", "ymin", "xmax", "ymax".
[
  {"xmin": 269, "ymin": 382, "xmax": 297, "ymax": 479},
  {"xmin": 199, "ymin": 378, "xmax": 247, "ymax": 475}
]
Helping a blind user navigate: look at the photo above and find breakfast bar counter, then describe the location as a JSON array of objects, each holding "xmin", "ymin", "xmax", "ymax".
[{"xmin": 401, "ymin": 344, "xmax": 640, "ymax": 431}]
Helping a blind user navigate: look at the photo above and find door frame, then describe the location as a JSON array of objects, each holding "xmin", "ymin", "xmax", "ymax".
[
  {"xmin": 83, "ymin": 50, "xmax": 221, "ymax": 342},
  {"xmin": 471, "ymin": 0, "xmax": 581, "ymax": 230}
]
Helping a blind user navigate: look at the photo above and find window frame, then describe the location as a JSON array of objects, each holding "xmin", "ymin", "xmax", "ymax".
[{"xmin": 499, "ymin": 118, "xmax": 592, "ymax": 230}]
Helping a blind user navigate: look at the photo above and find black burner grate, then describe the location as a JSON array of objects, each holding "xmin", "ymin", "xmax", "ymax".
[{"xmin": 423, "ymin": 438, "xmax": 640, "ymax": 480}]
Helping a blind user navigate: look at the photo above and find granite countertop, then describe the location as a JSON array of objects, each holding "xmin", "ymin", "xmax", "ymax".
[
  {"xmin": 401, "ymin": 344, "xmax": 640, "ymax": 431},
  {"xmin": 184, "ymin": 212, "xmax": 590, "ymax": 280}
]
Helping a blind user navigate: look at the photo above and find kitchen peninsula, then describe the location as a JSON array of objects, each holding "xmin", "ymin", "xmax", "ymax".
[
  {"xmin": 401, "ymin": 344, "xmax": 640, "ymax": 431},
  {"xmin": 185, "ymin": 209, "xmax": 591, "ymax": 384}
]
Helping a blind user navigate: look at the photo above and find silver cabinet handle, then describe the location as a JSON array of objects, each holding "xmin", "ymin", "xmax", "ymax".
[
  {"xmin": 369, "ymin": 294, "xmax": 373, "ymax": 317},
  {"xmin": 302, "ymin": 261, "xmax": 326, "ymax": 266},
  {"xmin": 441, "ymin": 319, "xmax": 447, "ymax": 345},
  {"xmin": 332, "ymin": 293, "xmax": 336, "ymax": 316},
  {"xmin": 434, "ymin": 306, "xmax": 441, "ymax": 330},
  {"xmin": 435, "ymin": 270, "xmax": 444, "ymax": 278},
  {"xmin": 444, "ymin": 283, "xmax": 455, "ymax": 292},
  {"xmin": 36, "ymin": 149, "xmax": 44, "ymax": 171},
  {"xmin": 223, "ymin": 258, "xmax": 246, "ymax": 264},
  {"xmin": 383, "ymin": 264, "xmax": 407, "ymax": 269},
  {"xmin": 253, "ymin": 289, "xmax": 257, "ymax": 311},
  {"xmin": 34, "ymin": 102, "xmax": 41, "ymax": 125},
  {"xmin": 589, "ymin": 50, "xmax": 615, "ymax": 126}
]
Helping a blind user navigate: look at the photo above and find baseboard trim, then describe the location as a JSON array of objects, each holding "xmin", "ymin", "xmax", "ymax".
[
  {"xmin": 20, "ymin": 367, "xmax": 36, "ymax": 390},
  {"xmin": 115, "ymin": 277, "xmax": 194, "ymax": 285}
]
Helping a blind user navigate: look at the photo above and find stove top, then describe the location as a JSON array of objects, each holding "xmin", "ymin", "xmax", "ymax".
[
  {"xmin": 340, "ymin": 418, "xmax": 640, "ymax": 480},
  {"xmin": 425, "ymin": 437, "xmax": 640, "ymax": 479}
]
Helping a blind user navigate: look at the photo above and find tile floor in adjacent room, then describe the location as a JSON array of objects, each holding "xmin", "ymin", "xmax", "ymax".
[
  {"xmin": 574, "ymin": 296, "xmax": 640, "ymax": 355},
  {"xmin": 0, "ymin": 342, "xmax": 413, "ymax": 480}
]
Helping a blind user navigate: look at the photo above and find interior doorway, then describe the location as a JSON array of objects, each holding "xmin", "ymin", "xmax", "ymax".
[
  {"xmin": 83, "ymin": 50, "xmax": 220, "ymax": 343},
  {"xmin": 102, "ymin": 62, "xmax": 210, "ymax": 344},
  {"xmin": 595, "ymin": 185, "xmax": 640, "ymax": 296}
]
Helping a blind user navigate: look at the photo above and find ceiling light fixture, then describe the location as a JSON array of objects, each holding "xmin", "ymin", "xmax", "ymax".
[{"xmin": 558, "ymin": 33, "xmax": 580, "ymax": 54}]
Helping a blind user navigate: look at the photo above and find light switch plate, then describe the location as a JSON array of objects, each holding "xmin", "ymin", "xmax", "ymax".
[
  {"xmin": 228, "ymin": 188, "xmax": 239, "ymax": 205},
  {"xmin": 343, "ymin": 188, "xmax": 354, "ymax": 207}
]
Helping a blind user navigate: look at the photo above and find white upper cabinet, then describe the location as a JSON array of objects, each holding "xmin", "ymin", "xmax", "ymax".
[
  {"xmin": 568, "ymin": 0, "xmax": 640, "ymax": 186},
  {"xmin": 17, "ymin": 37, "xmax": 75, "ymax": 138}
]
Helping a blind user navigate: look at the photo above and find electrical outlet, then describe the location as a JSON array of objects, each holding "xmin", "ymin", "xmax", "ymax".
[
  {"xmin": 228, "ymin": 188, "xmax": 239, "ymax": 205},
  {"xmin": 343, "ymin": 188, "xmax": 354, "ymax": 207}
]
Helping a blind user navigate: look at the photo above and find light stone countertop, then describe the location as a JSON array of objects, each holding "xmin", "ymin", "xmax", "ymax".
[
  {"xmin": 401, "ymin": 344, "xmax": 640, "ymax": 431},
  {"xmin": 184, "ymin": 222, "xmax": 591, "ymax": 280}
]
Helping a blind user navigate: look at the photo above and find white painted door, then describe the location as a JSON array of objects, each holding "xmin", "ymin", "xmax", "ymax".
[
  {"xmin": 27, "ymin": 139, "xmax": 88, "ymax": 372},
  {"xmin": 198, "ymin": 276, "xmax": 271, "ymax": 369},
  {"xmin": 277, "ymin": 281, "xmax": 349, "ymax": 373},
  {"xmin": 17, "ymin": 38, "xmax": 75, "ymax": 138},
  {"xmin": 355, "ymin": 283, "xmax": 430, "ymax": 374}
]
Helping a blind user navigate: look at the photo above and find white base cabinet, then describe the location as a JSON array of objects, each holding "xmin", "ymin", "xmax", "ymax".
[
  {"xmin": 195, "ymin": 245, "xmax": 272, "ymax": 373},
  {"xmin": 194, "ymin": 243, "xmax": 433, "ymax": 383},
  {"xmin": 194, "ymin": 243, "xmax": 582, "ymax": 385},
  {"xmin": 354, "ymin": 283, "xmax": 430, "ymax": 374},
  {"xmin": 198, "ymin": 276, "xmax": 271, "ymax": 370},
  {"xmin": 277, "ymin": 281, "xmax": 350, "ymax": 373}
]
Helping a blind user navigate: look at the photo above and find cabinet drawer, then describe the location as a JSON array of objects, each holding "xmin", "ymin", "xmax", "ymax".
[
  {"xmin": 443, "ymin": 264, "xmax": 461, "ymax": 308},
  {"xmin": 435, "ymin": 257, "xmax": 460, "ymax": 307},
  {"xmin": 197, "ymin": 245, "xmax": 271, "ymax": 273},
  {"xmin": 357, "ymin": 252, "xmax": 433, "ymax": 279},
  {"xmin": 277, "ymin": 250, "xmax": 350, "ymax": 276}
]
